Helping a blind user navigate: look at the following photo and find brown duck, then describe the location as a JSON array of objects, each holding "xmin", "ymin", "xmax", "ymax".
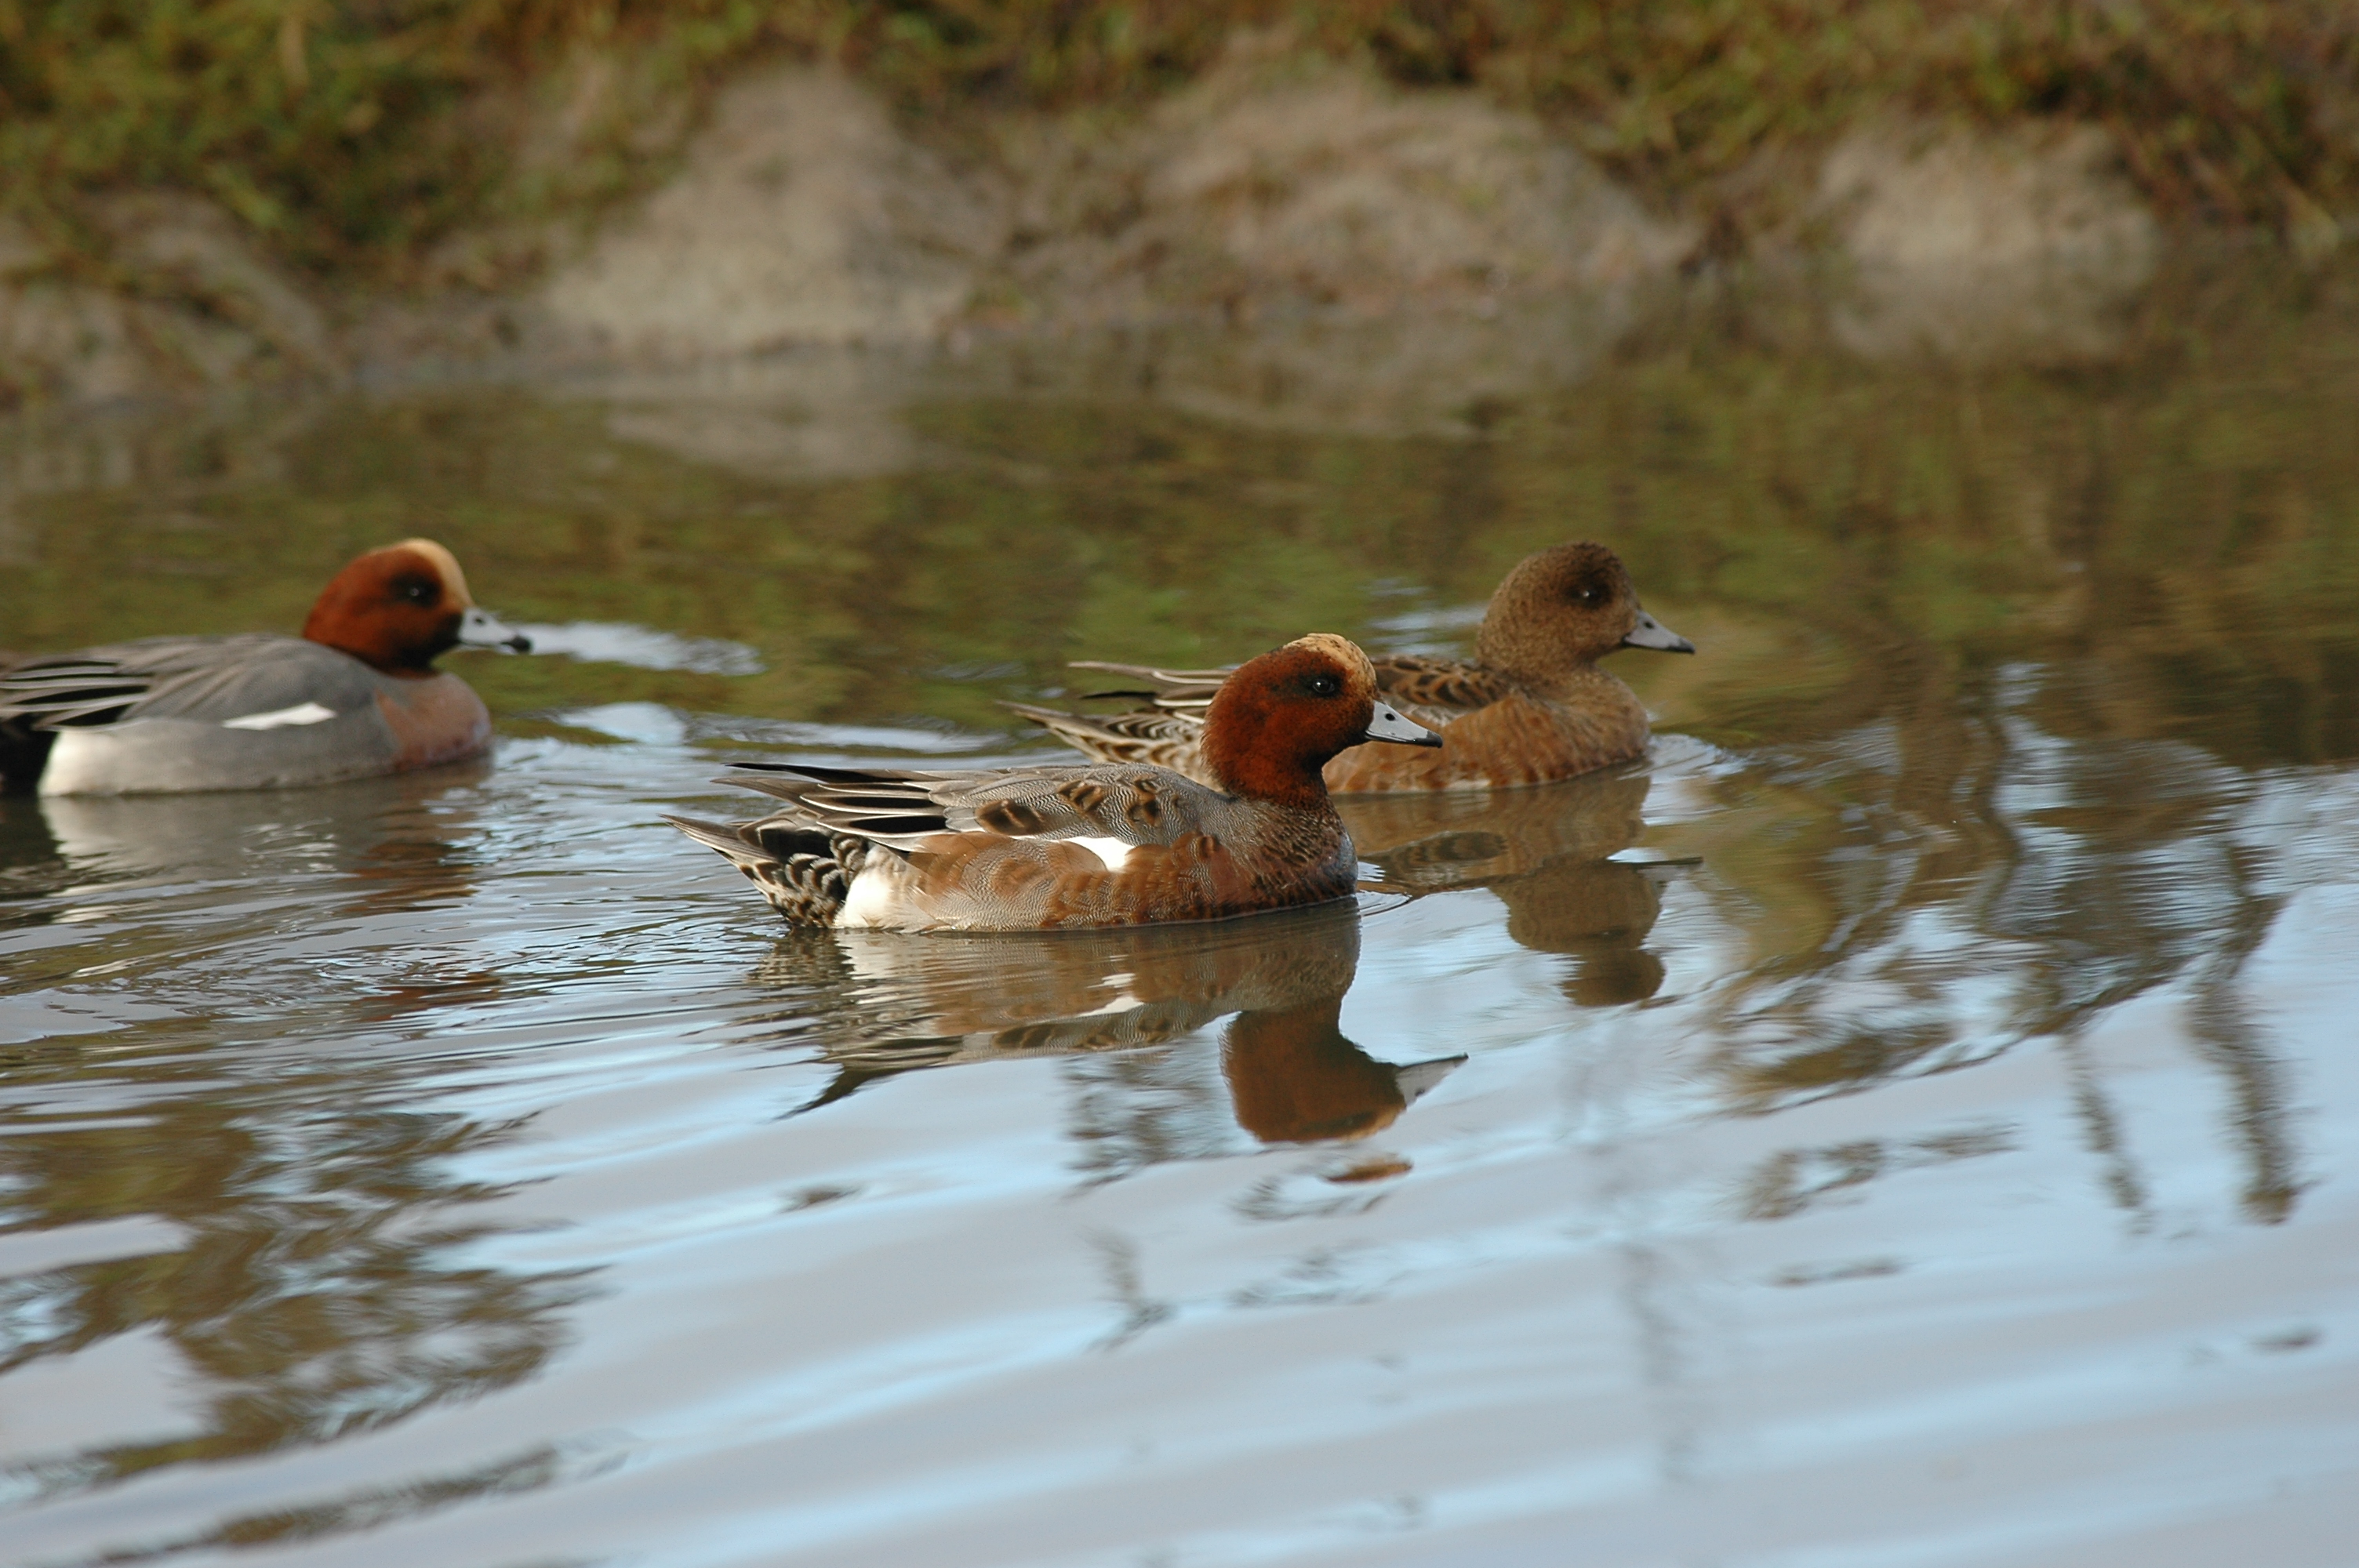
[{"xmin": 1008, "ymin": 541, "xmax": 1694, "ymax": 793}]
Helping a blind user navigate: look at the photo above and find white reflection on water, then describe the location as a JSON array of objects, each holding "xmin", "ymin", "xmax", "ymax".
[{"xmin": 513, "ymin": 622, "xmax": 766, "ymax": 677}]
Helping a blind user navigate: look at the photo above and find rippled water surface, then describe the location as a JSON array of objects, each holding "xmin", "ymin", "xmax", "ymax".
[{"xmin": 5, "ymin": 278, "xmax": 2359, "ymax": 1566}]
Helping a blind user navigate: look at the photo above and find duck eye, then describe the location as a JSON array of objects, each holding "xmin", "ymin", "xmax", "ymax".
[
  {"xmin": 1304, "ymin": 673, "xmax": 1341, "ymax": 699},
  {"xmin": 1572, "ymin": 586, "xmax": 1603, "ymax": 606},
  {"xmin": 393, "ymin": 576, "xmax": 437, "ymax": 604}
]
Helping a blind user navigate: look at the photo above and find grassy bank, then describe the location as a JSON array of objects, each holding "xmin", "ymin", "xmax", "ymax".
[{"xmin": 2, "ymin": 1, "xmax": 2354, "ymax": 285}]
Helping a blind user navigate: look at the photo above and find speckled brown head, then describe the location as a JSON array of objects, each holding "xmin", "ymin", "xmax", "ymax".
[
  {"xmin": 1473, "ymin": 542, "xmax": 1692, "ymax": 691},
  {"xmin": 1201, "ymin": 633, "xmax": 1439, "ymax": 804},
  {"xmin": 301, "ymin": 539, "xmax": 529, "ymax": 675}
]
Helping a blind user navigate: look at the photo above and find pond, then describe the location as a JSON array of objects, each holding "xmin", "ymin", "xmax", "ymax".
[{"xmin": 4, "ymin": 266, "xmax": 2357, "ymax": 1566}]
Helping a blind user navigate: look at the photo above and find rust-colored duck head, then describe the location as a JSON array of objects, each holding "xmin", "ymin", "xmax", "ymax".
[
  {"xmin": 1200, "ymin": 633, "xmax": 1438, "ymax": 804},
  {"xmin": 300, "ymin": 539, "xmax": 530, "ymax": 676},
  {"xmin": 1474, "ymin": 542, "xmax": 1692, "ymax": 691},
  {"xmin": 1222, "ymin": 996, "xmax": 1462, "ymax": 1144}
]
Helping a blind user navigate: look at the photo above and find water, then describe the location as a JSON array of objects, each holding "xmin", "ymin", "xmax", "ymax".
[{"xmin": 4, "ymin": 270, "xmax": 2359, "ymax": 1566}]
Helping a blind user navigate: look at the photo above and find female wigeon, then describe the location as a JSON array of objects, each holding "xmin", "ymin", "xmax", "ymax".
[
  {"xmin": 669, "ymin": 633, "xmax": 1439, "ymax": 931},
  {"xmin": 1009, "ymin": 541, "xmax": 1694, "ymax": 793},
  {"xmin": 0, "ymin": 539, "xmax": 529, "ymax": 796}
]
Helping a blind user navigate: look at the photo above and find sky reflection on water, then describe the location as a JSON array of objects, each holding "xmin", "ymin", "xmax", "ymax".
[{"xmin": 5, "ymin": 284, "xmax": 2359, "ymax": 1564}]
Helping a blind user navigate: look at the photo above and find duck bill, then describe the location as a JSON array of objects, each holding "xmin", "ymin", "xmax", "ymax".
[
  {"xmin": 1393, "ymin": 1054, "xmax": 1466, "ymax": 1105},
  {"xmin": 456, "ymin": 606, "xmax": 533, "ymax": 654},
  {"xmin": 1361, "ymin": 700, "xmax": 1442, "ymax": 748},
  {"xmin": 1620, "ymin": 608, "xmax": 1695, "ymax": 654}
]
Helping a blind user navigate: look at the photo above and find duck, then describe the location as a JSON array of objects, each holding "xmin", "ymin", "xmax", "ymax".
[
  {"xmin": 1008, "ymin": 541, "xmax": 1694, "ymax": 793},
  {"xmin": 668, "ymin": 632, "xmax": 1440, "ymax": 931},
  {"xmin": 0, "ymin": 539, "xmax": 531, "ymax": 796}
]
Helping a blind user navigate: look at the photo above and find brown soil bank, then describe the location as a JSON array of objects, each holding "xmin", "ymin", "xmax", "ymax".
[{"xmin": 2, "ymin": 5, "xmax": 2353, "ymax": 407}]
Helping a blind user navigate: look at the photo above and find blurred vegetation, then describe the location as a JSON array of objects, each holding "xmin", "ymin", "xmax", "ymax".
[{"xmin": 0, "ymin": 1, "xmax": 2353, "ymax": 285}]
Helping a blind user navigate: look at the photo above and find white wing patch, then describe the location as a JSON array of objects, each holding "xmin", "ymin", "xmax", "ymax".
[
  {"xmin": 1078, "ymin": 971, "xmax": 1142, "ymax": 1016},
  {"xmin": 1065, "ymin": 836, "xmax": 1135, "ymax": 872},
  {"xmin": 220, "ymin": 702, "xmax": 339, "ymax": 731}
]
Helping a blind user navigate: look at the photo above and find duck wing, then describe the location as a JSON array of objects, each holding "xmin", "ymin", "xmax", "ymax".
[
  {"xmin": 999, "ymin": 702, "xmax": 1215, "ymax": 782},
  {"xmin": 718, "ymin": 761, "xmax": 1217, "ymax": 852},
  {"xmin": 0, "ymin": 635, "xmax": 379, "ymax": 730},
  {"xmin": 1065, "ymin": 660, "xmax": 1228, "ymax": 720},
  {"xmin": 0, "ymin": 652, "xmax": 158, "ymax": 728},
  {"xmin": 1369, "ymin": 655, "xmax": 1510, "ymax": 726},
  {"xmin": 1010, "ymin": 659, "xmax": 1227, "ymax": 775},
  {"xmin": 1064, "ymin": 655, "xmax": 1510, "ymax": 728}
]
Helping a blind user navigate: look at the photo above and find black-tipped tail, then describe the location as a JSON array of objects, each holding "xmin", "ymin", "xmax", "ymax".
[{"xmin": 665, "ymin": 813, "xmax": 856, "ymax": 926}]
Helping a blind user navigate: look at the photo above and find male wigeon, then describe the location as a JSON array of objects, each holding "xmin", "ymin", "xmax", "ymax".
[
  {"xmin": 669, "ymin": 633, "xmax": 1439, "ymax": 931},
  {"xmin": 1009, "ymin": 541, "xmax": 1694, "ymax": 793},
  {"xmin": 0, "ymin": 539, "xmax": 530, "ymax": 796}
]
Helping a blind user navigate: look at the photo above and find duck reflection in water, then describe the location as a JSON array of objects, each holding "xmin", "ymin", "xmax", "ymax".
[
  {"xmin": 754, "ymin": 902, "xmax": 1463, "ymax": 1155},
  {"xmin": 27, "ymin": 755, "xmax": 489, "ymax": 887},
  {"xmin": 1341, "ymin": 767, "xmax": 1681, "ymax": 1007},
  {"xmin": 21, "ymin": 758, "xmax": 505, "ymax": 1022}
]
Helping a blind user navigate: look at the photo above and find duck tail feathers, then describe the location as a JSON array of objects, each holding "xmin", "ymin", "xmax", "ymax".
[
  {"xmin": 665, "ymin": 813, "xmax": 755, "ymax": 858},
  {"xmin": 1001, "ymin": 699, "xmax": 1115, "ymax": 745},
  {"xmin": 667, "ymin": 813, "xmax": 857, "ymax": 926},
  {"xmin": 999, "ymin": 699, "xmax": 1153, "ymax": 767}
]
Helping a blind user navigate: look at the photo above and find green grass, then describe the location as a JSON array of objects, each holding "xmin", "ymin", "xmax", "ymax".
[{"xmin": 1, "ymin": 1, "xmax": 2353, "ymax": 285}]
